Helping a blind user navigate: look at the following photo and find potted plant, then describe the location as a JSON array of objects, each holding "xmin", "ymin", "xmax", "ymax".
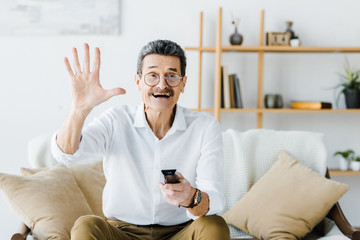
[
  {"xmin": 335, "ymin": 59, "xmax": 360, "ymax": 108},
  {"xmin": 334, "ymin": 149, "xmax": 354, "ymax": 171},
  {"xmin": 350, "ymin": 156, "xmax": 360, "ymax": 171}
]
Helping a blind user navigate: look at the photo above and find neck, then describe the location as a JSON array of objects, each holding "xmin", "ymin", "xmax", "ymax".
[{"xmin": 144, "ymin": 105, "xmax": 176, "ymax": 140}]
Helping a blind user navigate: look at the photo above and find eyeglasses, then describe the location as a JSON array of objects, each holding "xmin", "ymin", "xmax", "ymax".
[{"xmin": 143, "ymin": 72, "xmax": 183, "ymax": 87}]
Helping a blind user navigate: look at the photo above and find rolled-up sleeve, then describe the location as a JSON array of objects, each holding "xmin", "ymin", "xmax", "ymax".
[{"xmin": 51, "ymin": 109, "xmax": 114, "ymax": 165}]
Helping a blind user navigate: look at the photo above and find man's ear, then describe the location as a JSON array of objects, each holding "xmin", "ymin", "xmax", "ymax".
[
  {"xmin": 134, "ymin": 74, "xmax": 141, "ymax": 91},
  {"xmin": 181, "ymin": 76, "xmax": 187, "ymax": 93}
]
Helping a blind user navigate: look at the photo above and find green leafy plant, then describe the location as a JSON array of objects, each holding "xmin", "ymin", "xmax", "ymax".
[
  {"xmin": 353, "ymin": 156, "xmax": 360, "ymax": 162},
  {"xmin": 334, "ymin": 149, "xmax": 355, "ymax": 161},
  {"xmin": 335, "ymin": 59, "xmax": 360, "ymax": 107}
]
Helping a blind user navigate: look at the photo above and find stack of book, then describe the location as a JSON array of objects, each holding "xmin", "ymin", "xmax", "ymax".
[
  {"xmin": 290, "ymin": 101, "xmax": 332, "ymax": 109},
  {"xmin": 221, "ymin": 66, "xmax": 243, "ymax": 109}
]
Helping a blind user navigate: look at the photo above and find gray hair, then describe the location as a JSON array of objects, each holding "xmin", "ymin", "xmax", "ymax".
[{"xmin": 137, "ymin": 39, "xmax": 187, "ymax": 76}]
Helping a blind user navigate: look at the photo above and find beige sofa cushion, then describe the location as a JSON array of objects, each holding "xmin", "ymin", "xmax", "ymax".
[
  {"xmin": 0, "ymin": 164, "xmax": 93, "ymax": 240},
  {"xmin": 223, "ymin": 150, "xmax": 349, "ymax": 240},
  {"xmin": 22, "ymin": 161, "xmax": 106, "ymax": 218}
]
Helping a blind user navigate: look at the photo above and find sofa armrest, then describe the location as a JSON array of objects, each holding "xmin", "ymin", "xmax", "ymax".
[
  {"xmin": 327, "ymin": 202, "xmax": 360, "ymax": 239},
  {"xmin": 326, "ymin": 169, "xmax": 360, "ymax": 240},
  {"xmin": 11, "ymin": 224, "xmax": 30, "ymax": 240}
]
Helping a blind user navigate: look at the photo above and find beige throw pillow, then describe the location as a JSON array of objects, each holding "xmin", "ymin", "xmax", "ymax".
[
  {"xmin": 223, "ymin": 150, "xmax": 349, "ymax": 240},
  {"xmin": 0, "ymin": 164, "xmax": 93, "ymax": 240},
  {"xmin": 67, "ymin": 161, "xmax": 106, "ymax": 218},
  {"xmin": 22, "ymin": 161, "xmax": 106, "ymax": 218}
]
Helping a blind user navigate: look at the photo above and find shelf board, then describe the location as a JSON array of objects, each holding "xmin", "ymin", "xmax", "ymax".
[
  {"xmin": 184, "ymin": 47, "xmax": 215, "ymax": 52},
  {"xmin": 185, "ymin": 46, "xmax": 360, "ymax": 53},
  {"xmin": 223, "ymin": 46, "xmax": 360, "ymax": 53},
  {"xmin": 329, "ymin": 169, "xmax": 360, "ymax": 176},
  {"xmin": 220, "ymin": 108, "xmax": 360, "ymax": 113},
  {"xmin": 190, "ymin": 108, "xmax": 360, "ymax": 113},
  {"xmin": 191, "ymin": 108, "xmax": 215, "ymax": 112}
]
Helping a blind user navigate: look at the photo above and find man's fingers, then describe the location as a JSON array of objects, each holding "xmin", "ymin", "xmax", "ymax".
[
  {"xmin": 109, "ymin": 88, "xmax": 126, "ymax": 96},
  {"xmin": 177, "ymin": 172, "xmax": 184, "ymax": 179},
  {"xmin": 157, "ymin": 182, "xmax": 164, "ymax": 189},
  {"xmin": 164, "ymin": 182, "xmax": 185, "ymax": 191},
  {"xmin": 64, "ymin": 57, "xmax": 75, "ymax": 78},
  {"xmin": 104, "ymin": 88, "xmax": 126, "ymax": 101},
  {"xmin": 92, "ymin": 47, "xmax": 101, "ymax": 73},
  {"xmin": 83, "ymin": 43, "xmax": 90, "ymax": 73},
  {"xmin": 72, "ymin": 47, "xmax": 82, "ymax": 75}
]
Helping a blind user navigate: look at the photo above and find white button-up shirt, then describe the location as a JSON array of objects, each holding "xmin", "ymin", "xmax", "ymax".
[{"xmin": 51, "ymin": 103, "xmax": 224, "ymax": 226}]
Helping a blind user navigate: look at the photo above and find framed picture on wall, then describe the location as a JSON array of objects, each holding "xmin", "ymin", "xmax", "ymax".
[{"xmin": 0, "ymin": 0, "xmax": 121, "ymax": 35}]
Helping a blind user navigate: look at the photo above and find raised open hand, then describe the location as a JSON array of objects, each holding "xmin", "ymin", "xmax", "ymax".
[{"xmin": 64, "ymin": 43, "xmax": 126, "ymax": 113}]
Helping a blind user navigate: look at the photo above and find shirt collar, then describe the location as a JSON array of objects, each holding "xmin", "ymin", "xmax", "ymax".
[
  {"xmin": 133, "ymin": 103, "xmax": 147, "ymax": 128},
  {"xmin": 133, "ymin": 102, "xmax": 187, "ymax": 131}
]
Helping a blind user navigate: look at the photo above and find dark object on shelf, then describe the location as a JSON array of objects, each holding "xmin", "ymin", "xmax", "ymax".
[
  {"xmin": 286, "ymin": 21, "xmax": 301, "ymax": 47},
  {"xmin": 291, "ymin": 101, "xmax": 332, "ymax": 110},
  {"xmin": 285, "ymin": 21, "xmax": 296, "ymax": 40},
  {"xmin": 264, "ymin": 94, "xmax": 283, "ymax": 108},
  {"xmin": 266, "ymin": 32, "xmax": 290, "ymax": 46},
  {"xmin": 344, "ymin": 88, "xmax": 360, "ymax": 108},
  {"xmin": 230, "ymin": 26, "xmax": 243, "ymax": 45},
  {"xmin": 232, "ymin": 74, "xmax": 243, "ymax": 108}
]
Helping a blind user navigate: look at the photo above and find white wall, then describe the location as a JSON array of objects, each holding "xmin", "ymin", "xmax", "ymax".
[{"xmin": 1, "ymin": 0, "xmax": 360, "ymax": 238}]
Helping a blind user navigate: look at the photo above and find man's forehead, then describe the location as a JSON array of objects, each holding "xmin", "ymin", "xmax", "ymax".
[{"xmin": 142, "ymin": 54, "xmax": 180, "ymax": 70}]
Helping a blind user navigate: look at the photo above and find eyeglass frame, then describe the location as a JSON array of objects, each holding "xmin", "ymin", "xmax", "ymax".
[{"xmin": 140, "ymin": 72, "xmax": 184, "ymax": 87}]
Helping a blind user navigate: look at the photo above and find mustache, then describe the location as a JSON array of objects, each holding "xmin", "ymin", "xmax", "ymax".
[{"xmin": 149, "ymin": 87, "xmax": 174, "ymax": 96}]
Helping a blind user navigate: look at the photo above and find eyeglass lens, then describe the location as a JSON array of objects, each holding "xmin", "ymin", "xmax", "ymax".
[{"xmin": 144, "ymin": 73, "xmax": 182, "ymax": 87}]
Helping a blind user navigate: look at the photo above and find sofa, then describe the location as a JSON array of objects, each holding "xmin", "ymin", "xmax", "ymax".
[{"xmin": 3, "ymin": 129, "xmax": 360, "ymax": 240}]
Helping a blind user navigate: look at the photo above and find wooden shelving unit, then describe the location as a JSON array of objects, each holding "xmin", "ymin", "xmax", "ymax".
[
  {"xmin": 186, "ymin": 8, "xmax": 360, "ymax": 176},
  {"xmin": 185, "ymin": 7, "xmax": 360, "ymax": 128}
]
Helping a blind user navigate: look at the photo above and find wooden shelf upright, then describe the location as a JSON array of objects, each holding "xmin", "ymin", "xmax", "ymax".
[{"xmin": 256, "ymin": 10, "xmax": 265, "ymax": 128}]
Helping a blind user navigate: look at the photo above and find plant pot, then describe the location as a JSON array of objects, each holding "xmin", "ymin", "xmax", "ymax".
[
  {"xmin": 350, "ymin": 161, "xmax": 360, "ymax": 171},
  {"xmin": 337, "ymin": 156, "xmax": 349, "ymax": 171},
  {"xmin": 344, "ymin": 88, "xmax": 360, "ymax": 109}
]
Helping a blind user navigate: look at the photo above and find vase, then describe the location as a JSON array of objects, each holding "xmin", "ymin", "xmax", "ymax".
[
  {"xmin": 337, "ymin": 156, "xmax": 349, "ymax": 171},
  {"xmin": 350, "ymin": 161, "xmax": 360, "ymax": 171},
  {"xmin": 344, "ymin": 88, "xmax": 360, "ymax": 109},
  {"xmin": 264, "ymin": 94, "xmax": 283, "ymax": 108},
  {"xmin": 230, "ymin": 27, "xmax": 243, "ymax": 45},
  {"xmin": 290, "ymin": 38, "xmax": 300, "ymax": 47}
]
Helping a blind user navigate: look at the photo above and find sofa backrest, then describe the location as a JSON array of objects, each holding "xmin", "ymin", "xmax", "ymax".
[
  {"xmin": 222, "ymin": 128, "xmax": 327, "ymax": 215},
  {"xmin": 28, "ymin": 133, "xmax": 102, "ymax": 168},
  {"xmin": 29, "ymin": 130, "xmax": 327, "ymax": 200},
  {"xmin": 28, "ymin": 129, "xmax": 327, "ymax": 211},
  {"xmin": 28, "ymin": 133, "xmax": 57, "ymax": 168}
]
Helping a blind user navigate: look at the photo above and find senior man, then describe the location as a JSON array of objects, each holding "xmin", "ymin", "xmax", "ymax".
[{"xmin": 51, "ymin": 39, "xmax": 230, "ymax": 240}]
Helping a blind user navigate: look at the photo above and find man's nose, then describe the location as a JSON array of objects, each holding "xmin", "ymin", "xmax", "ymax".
[{"xmin": 157, "ymin": 76, "xmax": 168, "ymax": 89}]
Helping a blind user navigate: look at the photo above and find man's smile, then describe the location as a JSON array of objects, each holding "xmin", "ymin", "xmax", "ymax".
[
  {"xmin": 152, "ymin": 93, "xmax": 172, "ymax": 98},
  {"xmin": 150, "ymin": 88, "xmax": 174, "ymax": 99}
]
